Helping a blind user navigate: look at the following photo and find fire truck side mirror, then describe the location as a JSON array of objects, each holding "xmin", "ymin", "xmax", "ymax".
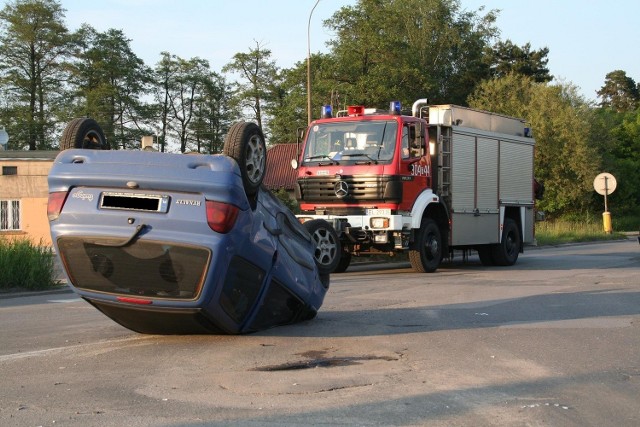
[
  {"xmin": 296, "ymin": 127, "xmax": 306, "ymax": 143},
  {"xmin": 294, "ymin": 126, "xmax": 306, "ymax": 169}
]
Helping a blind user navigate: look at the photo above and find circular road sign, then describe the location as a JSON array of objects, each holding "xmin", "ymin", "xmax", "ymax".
[
  {"xmin": 0, "ymin": 128, "xmax": 8, "ymax": 146},
  {"xmin": 593, "ymin": 172, "xmax": 617, "ymax": 196}
]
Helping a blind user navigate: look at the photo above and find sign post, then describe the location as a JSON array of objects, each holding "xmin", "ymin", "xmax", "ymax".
[{"xmin": 593, "ymin": 172, "xmax": 617, "ymax": 234}]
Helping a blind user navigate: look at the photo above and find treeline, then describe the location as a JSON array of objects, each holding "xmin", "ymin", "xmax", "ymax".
[{"xmin": 1, "ymin": 0, "xmax": 638, "ymax": 217}]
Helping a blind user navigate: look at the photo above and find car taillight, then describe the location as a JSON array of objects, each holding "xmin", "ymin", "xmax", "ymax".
[
  {"xmin": 47, "ymin": 191, "xmax": 69, "ymax": 221},
  {"xmin": 117, "ymin": 296, "xmax": 153, "ymax": 305},
  {"xmin": 206, "ymin": 200, "xmax": 239, "ymax": 233}
]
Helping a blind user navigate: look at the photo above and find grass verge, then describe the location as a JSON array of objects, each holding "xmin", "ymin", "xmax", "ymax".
[
  {"xmin": 535, "ymin": 220, "xmax": 628, "ymax": 246},
  {"xmin": 0, "ymin": 238, "xmax": 60, "ymax": 291}
]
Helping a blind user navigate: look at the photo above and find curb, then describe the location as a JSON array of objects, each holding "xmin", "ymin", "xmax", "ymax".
[{"xmin": 0, "ymin": 284, "xmax": 73, "ymax": 300}]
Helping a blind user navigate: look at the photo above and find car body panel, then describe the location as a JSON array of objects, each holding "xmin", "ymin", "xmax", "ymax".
[{"xmin": 48, "ymin": 149, "xmax": 327, "ymax": 334}]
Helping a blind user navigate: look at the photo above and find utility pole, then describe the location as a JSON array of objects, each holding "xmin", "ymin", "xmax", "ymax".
[{"xmin": 307, "ymin": 0, "xmax": 320, "ymax": 124}]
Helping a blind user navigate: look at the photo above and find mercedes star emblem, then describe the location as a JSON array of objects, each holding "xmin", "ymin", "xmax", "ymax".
[{"xmin": 334, "ymin": 180, "xmax": 349, "ymax": 198}]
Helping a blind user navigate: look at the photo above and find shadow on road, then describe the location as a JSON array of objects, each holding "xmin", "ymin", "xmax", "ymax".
[
  {"xmin": 164, "ymin": 369, "xmax": 626, "ymax": 426},
  {"xmin": 271, "ymin": 288, "xmax": 640, "ymax": 338},
  {"xmin": 346, "ymin": 242, "xmax": 639, "ymax": 274}
]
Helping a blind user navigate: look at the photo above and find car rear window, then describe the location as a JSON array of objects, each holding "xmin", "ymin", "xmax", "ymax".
[{"xmin": 58, "ymin": 237, "xmax": 210, "ymax": 300}]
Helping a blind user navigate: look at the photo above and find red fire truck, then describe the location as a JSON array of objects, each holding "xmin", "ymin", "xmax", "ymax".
[{"xmin": 292, "ymin": 99, "xmax": 537, "ymax": 273}]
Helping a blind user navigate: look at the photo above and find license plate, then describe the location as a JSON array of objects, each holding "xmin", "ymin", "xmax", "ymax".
[
  {"xmin": 366, "ymin": 209, "xmax": 391, "ymax": 216},
  {"xmin": 100, "ymin": 192, "xmax": 170, "ymax": 213}
]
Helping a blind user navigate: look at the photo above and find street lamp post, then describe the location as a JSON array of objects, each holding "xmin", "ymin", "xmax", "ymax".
[{"xmin": 307, "ymin": 0, "xmax": 320, "ymax": 124}]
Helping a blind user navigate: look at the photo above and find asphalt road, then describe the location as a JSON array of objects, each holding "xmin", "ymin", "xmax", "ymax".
[{"xmin": 1, "ymin": 239, "xmax": 639, "ymax": 426}]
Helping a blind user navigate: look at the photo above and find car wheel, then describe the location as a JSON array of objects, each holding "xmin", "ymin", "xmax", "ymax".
[
  {"xmin": 223, "ymin": 122, "xmax": 266, "ymax": 196},
  {"xmin": 303, "ymin": 219, "xmax": 341, "ymax": 275},
  {"xmin": 60, "ymin": 118, "xmax": 110, "ymax": 150}
]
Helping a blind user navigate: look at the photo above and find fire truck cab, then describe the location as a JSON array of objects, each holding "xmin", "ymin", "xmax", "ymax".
[{"xmin": 293, "ymin": 99, "xmax": 536, "ymax": 273}]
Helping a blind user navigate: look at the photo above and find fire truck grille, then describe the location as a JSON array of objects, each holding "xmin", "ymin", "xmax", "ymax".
[{"xmin": 297, "ymin": 175, "xmax": 402, "ymax": 203}]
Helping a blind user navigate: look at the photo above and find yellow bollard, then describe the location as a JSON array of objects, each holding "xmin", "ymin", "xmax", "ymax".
[{"xmin": 602, "ymin": 211, "xmax": 613, "ymax": 234}]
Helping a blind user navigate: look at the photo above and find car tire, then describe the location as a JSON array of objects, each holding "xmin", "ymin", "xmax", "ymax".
[
  {"xmin": 303, "ymin": 219, "xmax": 341, "ymax": 275},
  {"xmin": 60, "ymin": 118, "xmax": 110, "ymax": 150},
  {"xmin": 223, "ymin": 122, "xmax": 266, "ymax": 197}
]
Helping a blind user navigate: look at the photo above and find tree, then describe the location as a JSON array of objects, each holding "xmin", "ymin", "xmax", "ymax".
[
  {"xmin": 151, "ymin": 53, "xmax": 214, "ymax": 153},
  {"xmin": 609, "ymin": 109, "xmax": 640, "ymax": 212},
  {"xmin": 151, "ymin": 52, "xmax": 177, "ymax": 152},
  {"xmin": 323, "ymin": 0, "xmax": 499, "ymax": 107},
  {"xmin": 591, "ymin": 106, "xmax": 640, "ymax": 214},
  {"xmin": 468, "ymin": 73, "xmax": 601, "ymax": 216},
  {"xmin": 68, "ymin": 25, "xmax": 152, "ymax": 149},
  {"xmin": 223, "ymin": 41, "xmax": 280, "ymax": 134},
  {"xmin": 597, "ymin": 70, "xmax": 639, "ymax": 112},
  {"xmin": 190, "ymin": 72, "xmax": 236, "ymax": 154},
  {"xmin": 0, "ymin": 0, "xmax": 71, "ymax": 150},
  {"xmin": 152, "ymin": 53, "xmax": 234, "ymax": 153},
  {"xmin": 266, "ymin": 54, "xmax": 334, "ymax": 143},
  {"xmin": 486, "ymin": 40, "xmax": 552, "ymax": 83},
  {"xmin": 167, "ymin": 56, "xmax": 210, "ymax": 153}
]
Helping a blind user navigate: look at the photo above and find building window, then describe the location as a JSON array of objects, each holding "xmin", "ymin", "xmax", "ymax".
[
  {"xmin": 2, "ymin": 166, "xmax": 18, "ymax": 175},
  {"xmin": 0, "ymin": 200, "xmax": 20, "ymax": 231}
]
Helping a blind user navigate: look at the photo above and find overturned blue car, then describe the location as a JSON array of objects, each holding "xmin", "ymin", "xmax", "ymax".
[{"xmin": 48, "ymin": 119, "xmax": 340, "ymax": 334}]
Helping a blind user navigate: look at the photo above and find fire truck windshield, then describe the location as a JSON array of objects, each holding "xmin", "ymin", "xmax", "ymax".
[{"xmin": 303, "ymin": 120, "xmax": 398, "ymax": 165}]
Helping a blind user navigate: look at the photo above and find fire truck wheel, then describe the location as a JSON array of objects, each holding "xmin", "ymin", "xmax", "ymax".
[
  {"xmin": 60, "ymin": 118, "xmax": 110, "ymax": 150},
  {"xmin": 303, "ymin": 219, "xmax": 341, "ymax": 274},
  {"xmin": 223, "ymin": 122, "xmax": 266, "ymax": 197},
  {"xmin": 490, "ymin": 218, "xmax": 521, "ymax": 266},
  {"xmin": 409, "ymin": 218, "xmax": 442, "ymax": 273},
  {"xmin": 333, "ymin": 251, "xmax": 352, "ymax": 273}
]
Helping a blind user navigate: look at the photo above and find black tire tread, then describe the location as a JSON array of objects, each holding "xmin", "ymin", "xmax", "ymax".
[
  {"xmin": 409, "ymin": 218, "xmax": 442, "ymax": 273},
  {"xmin": 223, "ymin": 122, "xmax": 266, "ymax": 196},
  {"xmin": 333, "ymin": 251, "xmax": 352, "ymax": 273},
  {"xmin": 60, "ymin": 118, "xmax": 109, "ymax": 150},
  {"xmin": 491, "ymin": 218, "xmax": 521, "ymax": 266},
  {"xmin": 303, "ymin": 219, "xmax": 341, "ymax": 275}
]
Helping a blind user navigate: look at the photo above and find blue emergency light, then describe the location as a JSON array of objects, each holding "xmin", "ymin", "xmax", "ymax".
[
  {"xmin": 390, "ymin": 100, "xmax": 401, "ymax": 115},
  {"xmin": 321, "ymin": 105, "xmax": 333, "ymax": 118}
]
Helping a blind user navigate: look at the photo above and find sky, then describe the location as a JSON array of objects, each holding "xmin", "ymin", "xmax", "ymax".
[{"xmin": 19, "ymin": 0, "xmax": 640, "ymax": 102}]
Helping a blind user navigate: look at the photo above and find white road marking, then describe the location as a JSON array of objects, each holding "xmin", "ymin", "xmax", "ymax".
[
  {"xmin": 47, "ymin": 298, "xmax": 82, "ymax": 303},
  {"xmin": 0, "ymin": 335, "xmax": 156, "ymax": 363}
]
